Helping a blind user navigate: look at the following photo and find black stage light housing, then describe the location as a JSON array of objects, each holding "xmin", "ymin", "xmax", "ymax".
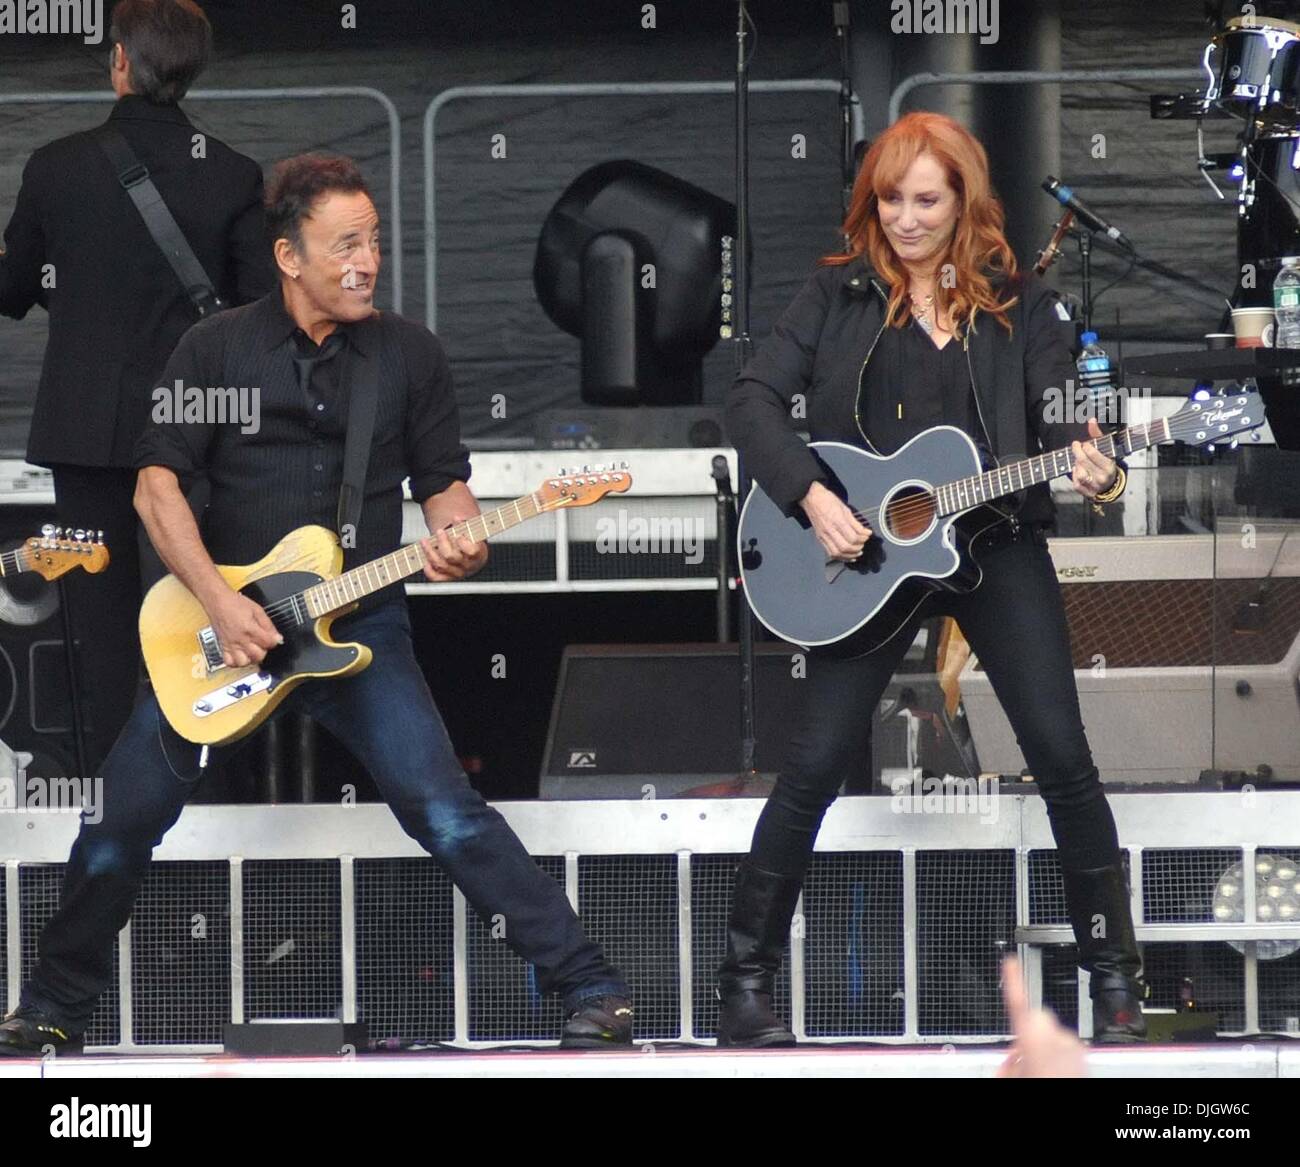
[{"xmin": 533, "ymin": 159, "xmax": 736, "ymax": 406}]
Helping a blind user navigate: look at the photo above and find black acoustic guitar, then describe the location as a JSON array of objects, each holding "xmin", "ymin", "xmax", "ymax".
[{"xmin": 737, "ymin": 392, "xmax": 1267, "ymax": 657}]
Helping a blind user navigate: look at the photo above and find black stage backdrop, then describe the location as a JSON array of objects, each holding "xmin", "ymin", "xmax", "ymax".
[
  {"xmin": 0, "ymin": 0, "xmax": 1239, "ymax": 451},
  {"xmin": 0, "ymin": 0, "xmax": 1246, "ymax": 795}
]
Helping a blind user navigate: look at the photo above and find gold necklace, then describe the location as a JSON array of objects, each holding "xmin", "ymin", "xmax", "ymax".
[{"xmin": 909, "ymin": 291, "xmax": 936, "ymax": 335}]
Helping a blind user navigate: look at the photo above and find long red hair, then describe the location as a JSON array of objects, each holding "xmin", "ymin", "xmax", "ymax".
[{"xmin": 822, "ymin": 112, "xmax": 1019, "ymax": 334}]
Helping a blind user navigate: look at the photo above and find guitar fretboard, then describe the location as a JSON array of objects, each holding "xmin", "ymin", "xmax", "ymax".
[
  {"xmin": 0, "ymin": 546, "xmax": 26, "ymax": 577},
  {"xmin": 933, "ymin": 420, "xmax": 1169, "ymax": 516},
  {"xmin": 302, "ymin": 493, "xmax": 543, "ymax": 617}
]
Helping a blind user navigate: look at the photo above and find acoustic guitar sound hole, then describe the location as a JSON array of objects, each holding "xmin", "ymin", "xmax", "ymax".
[{"xmin": 883, "ymin": 485, "xmax": 936, "ymax": 541}]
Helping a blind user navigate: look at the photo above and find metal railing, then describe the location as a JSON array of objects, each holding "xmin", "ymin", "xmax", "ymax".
[
  {"xmin": 3, "ymin": 790, "xmax": 1295, "ymax": 1049},
  {"xmin": 422, "ymin": 80, "xmax": 861, "ymax": 333},
  {"xmin": 888, "ymin": 67, "xmax": 1205, "ymax": 123}
]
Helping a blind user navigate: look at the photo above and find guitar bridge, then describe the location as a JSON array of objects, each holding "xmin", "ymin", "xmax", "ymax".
[
  {"xmin": 193, "ymin": 671, "xmax": 273, "ymax": 717},
  {"xmin": 196, "ymin": 626, "xmax": 224, "ymax": 673}
]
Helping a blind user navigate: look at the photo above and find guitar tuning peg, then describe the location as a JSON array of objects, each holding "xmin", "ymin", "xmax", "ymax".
[
  {"xmin": 557, "ymin": 467, "xmax": 566, "ymax": 475},
  {"xmin": 40, "ymin": 523, "xmax": 55, "ymax": 538},
  {"xmin": 74, "ymin": 528, "xmax": 86, "ymax": 541},
  {"xmin": 97, "ymin": 529, "xmax": 104, "ymax": 543}
]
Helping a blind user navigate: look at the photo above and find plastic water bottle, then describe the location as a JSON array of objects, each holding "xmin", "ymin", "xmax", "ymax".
[
  {"xmin": 1273, "ymin": 260, "xmax": 1300, "ymax": 349},
  {"xmin": 1076, "ymin": 331, "xmax": 1114, "ymax": 423}
]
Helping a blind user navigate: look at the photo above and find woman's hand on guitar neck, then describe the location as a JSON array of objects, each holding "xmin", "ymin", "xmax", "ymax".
[
  {"xmin": 206, "ymin": 588, "xmax": 284, "ymax": 669},
  {"xmin": 800, "ymin": 481, "xmax": 873, "ymax": 562},
  {"xmin": 1070, "ymin": 418, "xmax": 1119, "ymax": 499}
]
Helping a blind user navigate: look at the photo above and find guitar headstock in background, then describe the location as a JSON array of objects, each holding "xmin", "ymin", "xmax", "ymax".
[
  {"xmin": 536, "ymin": 462, "xmax": 633, "ymax": 509},
  {"xmin": 13, "ymin": 525, "xmax": 110, "ymax": 581}
]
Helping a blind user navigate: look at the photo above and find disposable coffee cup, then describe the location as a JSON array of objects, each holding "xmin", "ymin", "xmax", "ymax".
[{"xmin": 1231, "ymin": 307, "xmax": 1274, "ymax": 348}]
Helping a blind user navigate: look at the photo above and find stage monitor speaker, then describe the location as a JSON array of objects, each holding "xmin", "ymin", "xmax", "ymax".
[
  {"xmin": 540, "ymin": 643, "xmax": 800, "ymax": 798},
  {"xmin": 539, "ymin": 643, "xmax": 970, "ymax": 799}
]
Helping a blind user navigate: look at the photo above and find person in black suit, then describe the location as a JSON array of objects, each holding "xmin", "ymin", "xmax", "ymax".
[{"xmin": 0, "ymin": 0, "xmax": 275, "ymax": 773}]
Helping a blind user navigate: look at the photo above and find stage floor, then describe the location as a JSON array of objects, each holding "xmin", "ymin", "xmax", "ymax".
[{"xmin": 0, "ymin": 1042, "xmax": 1294, "ymax": 1078}]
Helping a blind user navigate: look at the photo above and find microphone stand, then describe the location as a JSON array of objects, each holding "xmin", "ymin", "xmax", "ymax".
[
  {"xmin": 834, "ymin": 0, "xmax": 855, "ymax": 223},
  {"xmin": 732, "ymin": 0, "xmax": 758, "ymax": 786},
  {"xmin": 1078, "ymin": 229, "xmax": 1093, "ymax": 332}
]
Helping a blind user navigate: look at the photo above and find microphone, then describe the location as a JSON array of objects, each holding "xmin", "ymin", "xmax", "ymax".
[{"xmin": 1041, "ymin": 176, "xmax": 1134, "ymax": 251}]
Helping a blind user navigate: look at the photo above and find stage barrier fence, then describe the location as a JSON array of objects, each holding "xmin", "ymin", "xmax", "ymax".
[{"xmin": 2, "ymin": 792, "xmax": 1298, "ymax": 1051}]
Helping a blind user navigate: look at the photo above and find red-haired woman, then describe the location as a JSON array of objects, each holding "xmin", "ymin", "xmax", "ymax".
[{"xmin": 720, "ymin": 112, "xmax": 1143, "ymax": 1046}]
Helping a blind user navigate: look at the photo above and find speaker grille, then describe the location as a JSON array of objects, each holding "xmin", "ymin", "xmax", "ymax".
[
  {"xmin": 242, "ymin": 860, "xmax": 341, "ymax": 1022},
  {"xmin": 1142, "ymin": 849, "xmax": 1243, "ymax": 923},
  {"xmin": 578, "ymin": 855, "xmax": 680, "ymax": 1040},
  {"xmin": 1059, "ymin": 579, "xmax": 1300, "ymax": 668},
  {"xmin": 917, "ymin": 850, "xmax": 1015, "ymax": 1036},
  {"xmin": 804, "ymin": 852, "xmax": 905, "ymax": 1037},
  {"xmin": 19, "ymin": 864, "xmax": 120, "ymax": 1045},
  {"xmin": 131, "ymin": 861, "xmax": 230, "ymax": 1045},
  {"xmin": 689, "ymin": 854, "xmax": 792, "ymax": 1038},
  {"xmin": 356, "ymin": 858, "xmax": 455, "ymax": 1045},
  {"xmin": 466, "ymin": 856, "xmax": 564, "ymax": 1042}
]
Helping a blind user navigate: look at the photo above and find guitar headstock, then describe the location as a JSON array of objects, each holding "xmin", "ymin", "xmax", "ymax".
[
  {"xmin": 1166, "ymin": 391, "xmax": 1268, "ymax": 448},
  {"xmin": 536, "ymin": 463, "xmax": 633, "ymax": 509},
  {"xmin": 19, "ymin": 525, "xmax": 110, "ymax": 581}
]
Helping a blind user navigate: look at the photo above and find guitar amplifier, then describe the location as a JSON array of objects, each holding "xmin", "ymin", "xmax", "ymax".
[
  {"xmin": 0, "ymin": 504, "xmax": 78, "ymax": 785},
  {"xmin": 959, "ymin": 530, "xmax": 1300, "ymax": 784}
]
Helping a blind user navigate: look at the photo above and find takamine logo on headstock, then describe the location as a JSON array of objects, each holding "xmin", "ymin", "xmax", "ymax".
[{"xmin": 1203, "ymin": 405, "xmax": 1244, "ymax": 426}]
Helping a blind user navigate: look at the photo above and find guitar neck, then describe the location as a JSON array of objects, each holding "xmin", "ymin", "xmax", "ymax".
[
  {"xmin": 302, "ymin": 493, "xmax": 542, "ymax": 617},
  {"xmin": 933, "ymin": 419, "xmax": 1169, "ymax": 517},
  {"xmin": 0, "ymin": 545, "xmax": 26, "ymax": 577}
]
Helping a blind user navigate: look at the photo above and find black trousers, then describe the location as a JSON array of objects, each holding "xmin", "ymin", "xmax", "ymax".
[
  {"xmin": 749, "ymin": 523, "xmax": 1121, "ymax": 877},
  {"xmin": 49, "ymin": 465, "xmax": 145, "ymax": 776}
]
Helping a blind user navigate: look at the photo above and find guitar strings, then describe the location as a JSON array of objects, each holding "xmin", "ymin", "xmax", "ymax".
[
  {"xmin": 245, "ymin": 416, "xmax": 1203, "ymax": 627},
  {"xmin": 252, "ymin": 495, "xmax": 572, "ymax": 625},
  {"xmin": 846, "ymin": 424, "xmax": 1184, "ymax": 528}
]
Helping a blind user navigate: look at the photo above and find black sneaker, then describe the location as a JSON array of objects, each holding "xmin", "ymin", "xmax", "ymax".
[
  {"xmin": 559, "ymin": 995, "xmax": 634, "ymax": 1049},
  {"xmin": 0, "ymin": 1006, "xmax": 82, "ymax": 1057}
]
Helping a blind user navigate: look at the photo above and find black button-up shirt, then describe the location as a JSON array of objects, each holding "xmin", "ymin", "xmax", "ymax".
[
  {"xmin": 135, "ymin": 289, "xmax": 471, "ymax": 606},
  {"xmin": 862, "ymin": 319, "xmax": 982, "ymax": 455}
]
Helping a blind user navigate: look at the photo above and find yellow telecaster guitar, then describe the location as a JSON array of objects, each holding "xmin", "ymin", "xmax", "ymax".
[
  {"xmin": 1, "ymin": 526, "xmax": 110, "ymax": 581},
  {"xmin": 141, "ymin": 465, "xmax": 633, "ymax": 745}
]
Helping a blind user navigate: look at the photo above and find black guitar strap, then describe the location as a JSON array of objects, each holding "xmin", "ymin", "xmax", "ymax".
[
  {"xmin": 93, "ymin": 126, "xmax": 226, "ymax": 319},
  {"xmin": 338, "ymin": 344, "xmax": 379, "ymax": 543}
]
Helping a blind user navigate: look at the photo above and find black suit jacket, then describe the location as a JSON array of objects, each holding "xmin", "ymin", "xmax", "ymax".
[{"xmin": 0, "ymin": 94, "xmax": 275, "ymax": 467}]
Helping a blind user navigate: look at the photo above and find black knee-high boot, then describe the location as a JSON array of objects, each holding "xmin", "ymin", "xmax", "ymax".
[
  {"xmin": 716, "ymin": 860, "xmax": 802, "ymax": 1047},
  {"xmin": 1061, "ymin": 861, "xmax": 1147, "ymax": 1043}
]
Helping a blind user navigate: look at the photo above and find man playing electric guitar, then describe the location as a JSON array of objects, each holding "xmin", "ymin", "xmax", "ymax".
[{"xmin": 0, "ymin": 153, "xmax": 632, "ymax": 1055}]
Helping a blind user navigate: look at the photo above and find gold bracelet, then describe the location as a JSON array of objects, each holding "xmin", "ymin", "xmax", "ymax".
[{"xmin": 1091, "ymin": 464, "xmax": 1127, "ymax": 513}]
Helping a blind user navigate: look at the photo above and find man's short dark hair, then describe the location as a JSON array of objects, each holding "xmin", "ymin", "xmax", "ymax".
[
  {"xmin": 109, "ymin": 0, "xmax": 212, "ymax": 104},
  {"xmin": 265, "ymin": 154, "xmax": 373, "ymax": 254}
]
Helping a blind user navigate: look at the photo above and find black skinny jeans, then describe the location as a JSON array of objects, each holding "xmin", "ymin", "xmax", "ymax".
[{"xmin": 749, "ymin": 523, "xmax": 1121, "ymax": 878}]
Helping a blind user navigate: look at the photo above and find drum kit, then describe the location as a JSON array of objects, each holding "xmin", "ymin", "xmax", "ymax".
[
  {"xmin": 1201, "ymin": 13, "xmax": 1300, "ymax": 307},
  {"xmin": 1140, "ymin": 11, "xmax": 1300, "ymax": 446}
]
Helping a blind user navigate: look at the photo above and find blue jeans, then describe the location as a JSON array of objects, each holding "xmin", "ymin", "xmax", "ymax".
[{"xmin": 22, "ymin": 600, "xmax": 627, "ymax": 1033}]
